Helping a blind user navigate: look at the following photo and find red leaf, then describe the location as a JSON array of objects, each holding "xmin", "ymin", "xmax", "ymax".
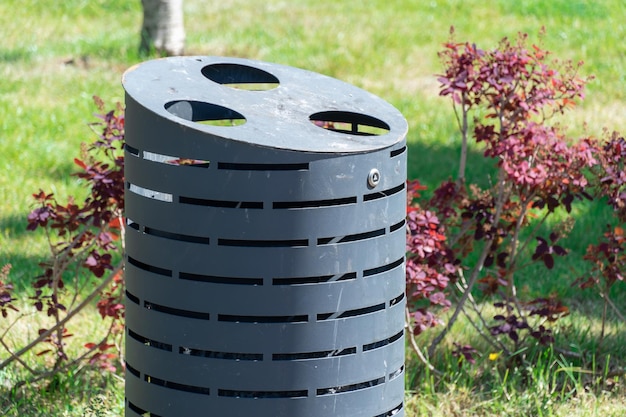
[
  {"xmin": 74, "ymin": 158, "xmax": 87, "ymax": 169},
  {"xmin": 99, "ymin": 343, "xmax": 116, "ymax": 351},
  {"xmin": 109, "ymin": 216, "xmax": 123, "ymax": 229},
  {"xmin": 112, "ymin": 270, "xmax": 124, "ymax": 283}
]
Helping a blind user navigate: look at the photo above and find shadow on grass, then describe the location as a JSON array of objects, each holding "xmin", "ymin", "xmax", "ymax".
[
  {"xmin": 43, "ymin": 159, "xmax": 84, "ymax": 185},
  {"xmin": 0, "ymin": 213, "xmax": 30, "ymax": 238},
  {"xmin": 0, "ymin": 47, "xmax": 34, "ymax": 64},
  {"xmin": 2, "ymin": 252, "xmax": 48, "ymax": 292},
  {"xmin": 407, "ymin": 137, "xmax": 497, "ymax": 198}
]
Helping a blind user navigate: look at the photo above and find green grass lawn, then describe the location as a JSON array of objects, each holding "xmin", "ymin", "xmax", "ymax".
[{"xmin": 1, "ymin": 0, "xmax": 626, "ymax": 415}]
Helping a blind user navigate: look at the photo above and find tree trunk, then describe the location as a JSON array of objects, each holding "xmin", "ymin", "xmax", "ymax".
[{"xmin": 140, "ymin": 0, "xmax": 185, "ymax": 56}]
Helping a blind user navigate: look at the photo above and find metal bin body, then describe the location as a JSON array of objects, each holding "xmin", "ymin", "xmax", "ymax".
[{"xmin": 123, "ymin": 56, "xmax": 408, "ymax": 417}]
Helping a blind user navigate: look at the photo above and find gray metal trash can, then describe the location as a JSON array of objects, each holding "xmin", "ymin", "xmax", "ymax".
[{"xmin": 122, "ymin": 56, "xmax": 408, "ymax": 417}]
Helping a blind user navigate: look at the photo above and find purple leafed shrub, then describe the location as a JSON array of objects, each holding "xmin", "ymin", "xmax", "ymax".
[
  {"xmin": 405, "ymin": 29, "xmax": 624, "ymax": 369},
  {"xmin": 1, "ymin": 98, "xmax": 125, "ymax": 384}
]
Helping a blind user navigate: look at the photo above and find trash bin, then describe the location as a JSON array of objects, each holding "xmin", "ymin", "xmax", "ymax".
[{"xmin": 122, "ymin": 56, "xmax": 408, "ymax": 417}]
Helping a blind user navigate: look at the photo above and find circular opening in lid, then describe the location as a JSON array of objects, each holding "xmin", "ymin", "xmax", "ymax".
[{"xmin": 202, "ymin": 63, "xmax": 280, "ymax": 91}]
